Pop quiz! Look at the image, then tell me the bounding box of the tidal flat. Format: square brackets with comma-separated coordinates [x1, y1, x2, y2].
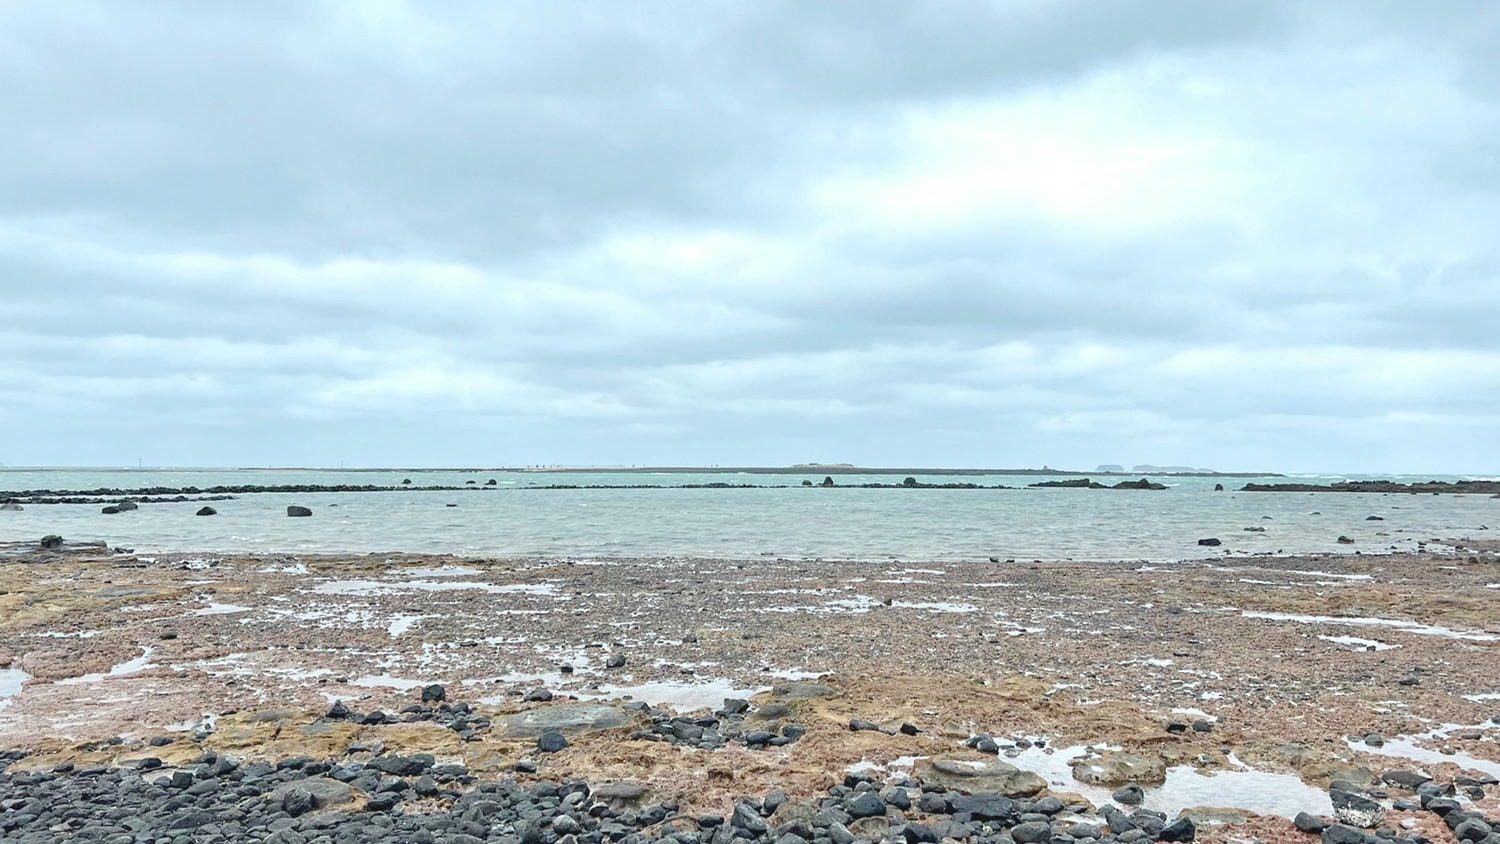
[1, 544, 1497, 842]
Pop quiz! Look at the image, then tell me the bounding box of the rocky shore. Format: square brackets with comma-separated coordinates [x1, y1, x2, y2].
[1, 545, 1498, 842]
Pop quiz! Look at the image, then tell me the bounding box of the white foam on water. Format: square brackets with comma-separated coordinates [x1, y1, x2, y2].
[1319, 635, 1399, 651]
[0, 668, 29, 711]
[350, 674, 430, 691]
[194, 602, 251, 616]
[56, 647, 157, 685]
[583, 678, 766, 712]
[1243, 611, 1500, 641]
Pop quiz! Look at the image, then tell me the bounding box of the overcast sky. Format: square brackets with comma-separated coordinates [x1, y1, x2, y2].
[2, 2, 1497, 473]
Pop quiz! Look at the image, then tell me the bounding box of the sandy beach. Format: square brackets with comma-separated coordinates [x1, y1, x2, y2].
[2, 542, 1498, 841]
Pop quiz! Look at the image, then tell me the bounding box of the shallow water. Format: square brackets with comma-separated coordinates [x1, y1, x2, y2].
[581, 679, 764, 712]
[1242, 611, 1500, 642]
[1347, 723, 1500, 779]
[55, 648, 157, 686]
[0, 668, 28, 711]
[2, 468, 1494, 562]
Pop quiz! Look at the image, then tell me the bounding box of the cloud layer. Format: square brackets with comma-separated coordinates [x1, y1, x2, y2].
[2, 2, 1497, 471]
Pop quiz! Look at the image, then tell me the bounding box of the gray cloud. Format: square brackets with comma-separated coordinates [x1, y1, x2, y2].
[1, 2, 1497, 471]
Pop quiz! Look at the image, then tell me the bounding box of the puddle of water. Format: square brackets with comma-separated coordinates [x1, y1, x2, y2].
[399, 565, 480, 578]
[1463, 692, 1500, 702]
[388, 615, 425, 637]
[350, 674, 430, 691]
[581, 679, 766, 712]
[1346, 723, 1500, 779]
[314, 579, 559, 596]
[194, 602, 251, 616]
[846, 741, 1338, 820]
[0, 668, 29, 711]
[1146, 767, 1333, 819]
[1243, 611, 1500, 641]
[56, 648, 157, 685]
[766, 668, 829, 681]
[1319, 635, 1399, 651]
[164, 712, 220, 732]
[1288, 570, 1374, 581]
[892, 601, 979, 613]
[1013, 745, 1332, 819]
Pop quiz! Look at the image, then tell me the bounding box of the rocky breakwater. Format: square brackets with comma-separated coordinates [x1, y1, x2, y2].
[1028, 478, 1168, 490]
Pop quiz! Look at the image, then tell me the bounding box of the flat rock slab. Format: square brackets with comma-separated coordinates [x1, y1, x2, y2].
[769, 682, 840, 700]
[916, 756, 1047, 797]
[1071, 751, 1167, 786]
[497, 704, 636, 738]
[268, 776, 358, 810]
[591, 781, 651, 810]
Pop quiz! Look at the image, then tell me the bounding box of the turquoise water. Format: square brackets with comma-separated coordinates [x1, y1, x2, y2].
[0, 469, 1494, 561]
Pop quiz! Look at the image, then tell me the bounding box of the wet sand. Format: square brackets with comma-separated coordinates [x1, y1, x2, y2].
[2, 545, 1498, 837]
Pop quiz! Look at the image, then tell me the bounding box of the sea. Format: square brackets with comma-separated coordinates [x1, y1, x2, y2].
[0, 468, 1495, 563]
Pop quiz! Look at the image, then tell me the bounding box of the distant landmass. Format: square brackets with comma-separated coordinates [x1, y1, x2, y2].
[519, 465, 1277, 477]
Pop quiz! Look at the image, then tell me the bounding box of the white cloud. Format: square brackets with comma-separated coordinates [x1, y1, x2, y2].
[0, 3, 1496, 471]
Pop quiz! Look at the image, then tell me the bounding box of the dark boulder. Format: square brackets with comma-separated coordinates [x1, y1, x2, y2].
[821, 476, 835, 487]
[1197, 538, 1222, 546]
[1158, 817, 1196, 842]
[421, 684, 446, 703]
[40, 534, 63, 549]
[287, 505, 313, 517]
[101, 505, 121, 514]
[196, 506, 217, 516]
